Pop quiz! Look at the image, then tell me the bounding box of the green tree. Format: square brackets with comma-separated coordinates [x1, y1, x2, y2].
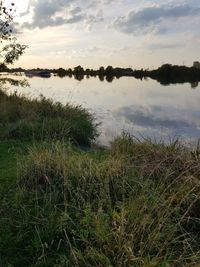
[0, 1, 27, 66]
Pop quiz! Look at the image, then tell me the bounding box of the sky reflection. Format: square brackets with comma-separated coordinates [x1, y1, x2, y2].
[4, 74, 200, 146]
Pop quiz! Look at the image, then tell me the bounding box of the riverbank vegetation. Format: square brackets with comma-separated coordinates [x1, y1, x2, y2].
[0, 89, 200, 266]
[0, 89, 97, 145]
[5, 63, 200, 87]
[1, 1, 200, 265]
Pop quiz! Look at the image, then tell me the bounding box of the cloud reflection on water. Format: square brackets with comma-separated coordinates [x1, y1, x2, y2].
[5, 74, 200, 146]
[114, 104, 200, 143]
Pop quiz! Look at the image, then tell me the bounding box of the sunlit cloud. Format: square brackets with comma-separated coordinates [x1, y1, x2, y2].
[12, 0, 200, 69]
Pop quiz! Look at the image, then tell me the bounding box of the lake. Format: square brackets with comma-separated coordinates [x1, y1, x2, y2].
[3, 73, 200, 146]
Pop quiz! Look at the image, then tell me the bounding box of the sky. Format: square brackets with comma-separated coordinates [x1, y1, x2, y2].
[6, 0, 200, 69]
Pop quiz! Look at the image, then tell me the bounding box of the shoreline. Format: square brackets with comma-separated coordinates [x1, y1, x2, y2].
[0, 87, 200, 266]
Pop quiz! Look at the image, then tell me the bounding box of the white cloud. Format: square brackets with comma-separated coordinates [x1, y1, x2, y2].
[13, 0, 200, 68]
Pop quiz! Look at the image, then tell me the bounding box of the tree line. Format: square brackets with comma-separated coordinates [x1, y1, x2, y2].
[2, 63, 200, 86]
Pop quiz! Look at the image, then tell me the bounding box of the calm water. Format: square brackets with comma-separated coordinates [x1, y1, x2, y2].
[4, 74, 200, 146]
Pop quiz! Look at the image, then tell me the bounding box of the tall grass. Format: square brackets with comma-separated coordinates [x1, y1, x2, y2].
[0, 89, 97, 145]
[1, 135, 200, 266]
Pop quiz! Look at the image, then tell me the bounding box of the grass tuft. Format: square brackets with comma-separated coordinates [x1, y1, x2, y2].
[0, 89, 98, 145]
[1, 135, 200, 266]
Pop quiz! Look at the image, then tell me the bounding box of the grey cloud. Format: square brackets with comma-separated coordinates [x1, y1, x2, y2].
[65, 14, 85, 24]
[86, 0, 119, 9]
[102, 0, 117, 4]
[22, 0, 90, 29]
[86, 14, 104, 24]
[31, 0, 72, 19]
[86, 1, 99, 9]
[112, 4, 200, 35]
[83, 9, 104, 30]
[22, 0, 104, 30]
[70, 7, 82, 16]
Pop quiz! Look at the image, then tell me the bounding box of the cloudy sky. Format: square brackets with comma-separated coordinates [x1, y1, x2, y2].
[9, 0, 200, 68]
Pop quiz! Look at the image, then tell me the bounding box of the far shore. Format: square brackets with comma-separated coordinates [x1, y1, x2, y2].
[1, 62, 199, 86]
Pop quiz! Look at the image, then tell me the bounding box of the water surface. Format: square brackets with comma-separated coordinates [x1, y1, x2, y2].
[4, 74, 200, 146]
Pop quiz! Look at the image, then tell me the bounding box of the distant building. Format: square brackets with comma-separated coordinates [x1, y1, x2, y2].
[193, 61, 200, 69]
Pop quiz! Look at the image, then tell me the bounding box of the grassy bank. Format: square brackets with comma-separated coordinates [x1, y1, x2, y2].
[0, 89, 200, 266]
[1, 136, 200, 266]
[0, 89, 97, 145]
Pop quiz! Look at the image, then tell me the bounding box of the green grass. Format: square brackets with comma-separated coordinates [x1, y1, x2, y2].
[0, 89, 98, 145]
[0, 141, 16, 178]
[0, 141, 18, 196]
[0, 89, 200, 266]
[1, 136, 200, 266]
[0, 140, 35, 193]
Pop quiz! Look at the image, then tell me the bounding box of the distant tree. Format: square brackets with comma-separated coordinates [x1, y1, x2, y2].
[98, 66, 105, 76]
[67, 68, 73, 77]
[98, 75, 104, 82]
[0, 1, 27, 66]
[106, 75, 114, 82]
[105, 66, 113, 76]
[57, 67, 67, 77]
[67, 68, 73, 74]
[74, 74, 84, 81]
[73, 65, 84, 75]
[89, 69, 95, 76]
[85, 68, 90, 75]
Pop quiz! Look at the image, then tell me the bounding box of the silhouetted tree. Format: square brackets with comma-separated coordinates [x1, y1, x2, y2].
[98, 66, 105, 80]
[85, 68, 90, 75]
[105, 66, 113, 76]
[0, 1, 27, 66]
[98, 75, 104, 82]
[99, 66, 105, 75]
[73, 65, 84, 75]
[147, 64, 200, 85]
[106, 75, 114, 82]
[89, 69, 97, 76]
[66, 68, 73, 77]
[57, 68, 67, 77]
[74, 74, 84, 81]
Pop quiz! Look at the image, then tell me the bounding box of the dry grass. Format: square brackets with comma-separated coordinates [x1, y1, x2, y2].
[1, 135, 200, 266]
